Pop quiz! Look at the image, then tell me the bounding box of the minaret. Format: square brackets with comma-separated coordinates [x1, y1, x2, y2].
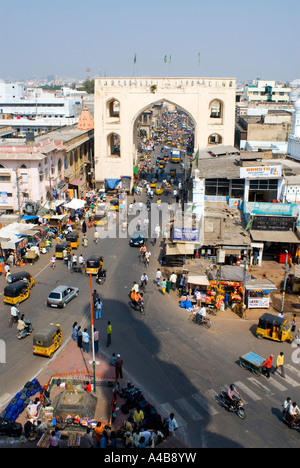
[292, 97, 300, 138]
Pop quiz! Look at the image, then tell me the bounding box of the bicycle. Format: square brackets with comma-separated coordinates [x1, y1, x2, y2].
[207, 305, 217, 316]
[188, 312, 212, 329]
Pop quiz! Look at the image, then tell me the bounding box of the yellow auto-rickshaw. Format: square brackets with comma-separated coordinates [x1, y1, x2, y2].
[155, 184, 163, 195]
[109, 199, 119, 211]
[4, 280, 30, 306]
[256, 313, 293, 343]
[85, 255, 104, 275]
[150, 178, 157, 188]
[33, 323, 62, 358]
[65, 231, 79, 249]
[94, 212, 108, 227]
[7, 271, 35, 288]
[55, 241, 72, 259]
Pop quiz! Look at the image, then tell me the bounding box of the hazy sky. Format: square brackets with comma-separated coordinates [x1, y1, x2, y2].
[1, 0, 299, 82]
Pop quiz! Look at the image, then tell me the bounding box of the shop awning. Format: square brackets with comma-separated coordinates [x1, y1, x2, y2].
[63, 199, 86, 210]
[166, 242, 195, 256]
[187, 275, 209, 286]
[69, 179, 85, 187]
[250, 230, 300, 244]
[245, 279, 277, 291]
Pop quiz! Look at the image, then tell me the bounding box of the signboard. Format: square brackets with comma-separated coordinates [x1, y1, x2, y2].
[0, 192, 8, 204]
[248, 297, 269, 308]
[252, 215, 296, 231]
[240, 166, 282, 179]
[173, 227, 200, 243]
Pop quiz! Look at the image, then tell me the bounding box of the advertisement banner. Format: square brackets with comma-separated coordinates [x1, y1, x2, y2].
[240, 166, 282, 179]
[173, 227, 200, 243]
[248, 297, 270, 308]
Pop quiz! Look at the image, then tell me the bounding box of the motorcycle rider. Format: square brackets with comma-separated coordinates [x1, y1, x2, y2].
[226, 384, 242, 411]
[17, 314, 31, 334]
[131, 291, 144, 310]
[287, 402, 300, 426]
[10, 305, 20, 323]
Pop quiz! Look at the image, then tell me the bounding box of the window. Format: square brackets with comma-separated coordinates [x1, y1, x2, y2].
[209, 100, 222, 118]
[230, 179, 245, 198]
[0, 174, 11, 182]
[208, 134, 222, 145]
[205, 178, 229, 197]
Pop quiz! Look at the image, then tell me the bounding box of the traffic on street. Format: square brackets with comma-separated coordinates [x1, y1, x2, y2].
[0, 106, 299, 449]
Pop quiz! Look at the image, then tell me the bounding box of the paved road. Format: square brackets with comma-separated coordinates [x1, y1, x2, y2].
[0, 146, 299, 448]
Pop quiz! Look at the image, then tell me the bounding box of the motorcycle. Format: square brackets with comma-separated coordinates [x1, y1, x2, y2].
[218, 391, 246, 419]
[282, 411, 300, 429]
[17, 320, 34, 339]
[130, 300, 145, 315]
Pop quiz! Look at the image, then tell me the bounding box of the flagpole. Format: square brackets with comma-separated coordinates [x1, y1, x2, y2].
[89, 274, 96, 393]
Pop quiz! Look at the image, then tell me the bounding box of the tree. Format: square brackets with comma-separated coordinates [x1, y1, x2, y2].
[80, 79, 95, 94]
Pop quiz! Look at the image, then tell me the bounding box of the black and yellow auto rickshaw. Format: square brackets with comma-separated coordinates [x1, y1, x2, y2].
[170, 168, 177, 178]
[55, 241, 72, 259]
[94, 212, 108, 227]
[85, 255, 104, 275]
[256, 313, 293, 343]
[33, 323, 62, 358]
[65, 231, 80, 249]
[109, 199, 119, 211]
[7, 271, 35, 288]
[4, 280, 30, 306]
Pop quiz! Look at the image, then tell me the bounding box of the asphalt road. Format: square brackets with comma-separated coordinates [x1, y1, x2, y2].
[0, 145, 299, 448]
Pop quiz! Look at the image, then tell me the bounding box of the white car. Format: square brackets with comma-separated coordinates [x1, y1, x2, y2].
[47, 285, 79, 308]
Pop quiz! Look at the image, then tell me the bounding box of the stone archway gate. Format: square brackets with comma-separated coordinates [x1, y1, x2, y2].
[94, 77, 236, 188]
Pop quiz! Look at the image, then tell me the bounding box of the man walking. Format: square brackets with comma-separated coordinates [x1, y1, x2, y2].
[94, 230, 99, 244]
[115, 354, 123, 380]
[261, 354, 273, 379]
[106, 321, 112, 348]
[272, 352, 285, 378]
[156, 268, 162, 286]
[169, 272, 177, 291]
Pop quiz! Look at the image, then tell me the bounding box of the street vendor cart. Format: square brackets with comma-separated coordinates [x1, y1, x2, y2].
[239, 352, 265, 376]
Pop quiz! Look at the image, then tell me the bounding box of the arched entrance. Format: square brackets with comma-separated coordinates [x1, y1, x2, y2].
[94, 77, 236, 188]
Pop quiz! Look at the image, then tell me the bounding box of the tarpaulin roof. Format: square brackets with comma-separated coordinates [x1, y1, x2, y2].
[105, 179, 121, 189]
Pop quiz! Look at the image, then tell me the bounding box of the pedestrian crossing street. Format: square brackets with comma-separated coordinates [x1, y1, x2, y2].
[160, 364, 300, 427]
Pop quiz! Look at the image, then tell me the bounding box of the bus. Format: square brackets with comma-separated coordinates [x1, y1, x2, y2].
[171, 149, 181, 163]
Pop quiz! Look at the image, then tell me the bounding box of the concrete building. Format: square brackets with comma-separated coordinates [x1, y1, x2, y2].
[288, 97, 300, 161]
[0, 81, 79, 119]
[0, 107, 94, 214]
[94, 77, 236, 189]
[243, 80, 291, 104]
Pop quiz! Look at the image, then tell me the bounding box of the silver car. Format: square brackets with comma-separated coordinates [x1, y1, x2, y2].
[47, 285, 79, 308]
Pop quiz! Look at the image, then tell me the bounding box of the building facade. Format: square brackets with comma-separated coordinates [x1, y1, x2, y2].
[94, 77, 236, 188]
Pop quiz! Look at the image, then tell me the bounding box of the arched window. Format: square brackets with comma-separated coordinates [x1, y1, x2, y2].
[209, 99, 223, 118]
[64, 155, 69, 170]
[208, 134, 222, 145]
[106, 99, 120, 119]
[57, 158, 62, 173]
[69, 152, 73, 166]
[107, 133, 121, 157]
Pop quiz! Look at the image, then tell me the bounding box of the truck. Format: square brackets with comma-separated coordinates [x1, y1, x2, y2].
[171, 149, 181, 163]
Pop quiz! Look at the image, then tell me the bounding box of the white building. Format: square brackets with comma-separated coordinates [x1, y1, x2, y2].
[0, 81, 79, 119]
[243, 80, 291, 104]
[287, 97, 300, 161]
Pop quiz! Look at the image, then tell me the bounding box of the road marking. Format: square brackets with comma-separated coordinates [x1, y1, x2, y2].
[192, 392, 219, 416]
[283, 374, 299, 388]
[175, 397, 204, 421]
[265, 376, 287, 392]
[234, 381, 261, 401]
[247, 377, 274, 395]
[285, 364, 300, 379]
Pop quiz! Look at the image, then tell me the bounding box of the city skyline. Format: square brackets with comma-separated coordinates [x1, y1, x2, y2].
[1, 0, 299, 83]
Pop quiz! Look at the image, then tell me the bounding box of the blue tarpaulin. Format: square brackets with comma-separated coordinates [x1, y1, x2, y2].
[105, 179, 121, 189]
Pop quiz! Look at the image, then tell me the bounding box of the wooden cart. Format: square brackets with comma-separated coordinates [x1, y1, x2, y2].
[239, 351, 266, 376]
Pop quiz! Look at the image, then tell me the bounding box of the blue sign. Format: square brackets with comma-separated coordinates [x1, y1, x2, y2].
[173, 227, 200, 243]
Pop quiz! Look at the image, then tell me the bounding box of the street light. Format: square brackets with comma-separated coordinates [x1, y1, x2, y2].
[89, 274, 96, 393]
[281, 250, 289, 313]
